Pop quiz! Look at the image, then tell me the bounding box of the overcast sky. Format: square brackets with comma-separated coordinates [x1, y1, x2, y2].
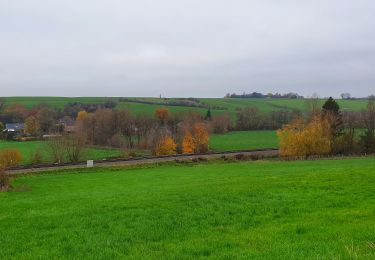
[1, 0, 374, 98]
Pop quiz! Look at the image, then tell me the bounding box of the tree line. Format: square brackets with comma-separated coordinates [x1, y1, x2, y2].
[277, 97, 375, 158]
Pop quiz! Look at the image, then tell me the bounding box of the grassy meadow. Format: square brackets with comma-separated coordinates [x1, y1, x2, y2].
[2, 97, 368, 117]
[0, 131, 278, 165]
[0, 140, 122, 165]
[1, 157, 374, 259]
[209, 131, 278, 151]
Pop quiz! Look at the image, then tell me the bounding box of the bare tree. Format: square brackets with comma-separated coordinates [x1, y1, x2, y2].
[209, 113, 232, 134]
[340, 93, 352, 99]
[305, 93, 321, 118]
[64, 132, 87, 163]
[47, 136, 66, 164]
[114, 109, 136, 149]
[135, 115, 155, 148]
[236, 107, 263, 130]
[0, 98, 5, 112]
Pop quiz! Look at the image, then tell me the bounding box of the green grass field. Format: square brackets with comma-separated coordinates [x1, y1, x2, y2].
[0, 140, 122, 165]
[2, 97, 368, 116]
[201, 98, 368, 113]
[1, 158, 374, 259]
[210, 131, 278, 151]
[0, 131, 277, 165]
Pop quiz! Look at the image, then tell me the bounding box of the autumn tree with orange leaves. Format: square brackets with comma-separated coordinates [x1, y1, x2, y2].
[182, 123, 209, 154]
[182, 131, 195, 154]
[154, 135, 177, 156]
[192, 123, 209, 153]
[277, 116, 331, 158]
[76, 110, 89, 121]
[155, 108, 169, 125]
[25, 115, 40, 135]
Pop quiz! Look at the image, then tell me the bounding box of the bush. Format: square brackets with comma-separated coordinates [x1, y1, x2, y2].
[0, 149, 23, 168]
[154, 136, 177, 156]
[0, 149, 21, 192]
[277, 117, 331, 158]
[234, 154, 245, 160]
[29, 151, 43, 165]
[250, 154, 262, 161]
[0, 167, 9, 191]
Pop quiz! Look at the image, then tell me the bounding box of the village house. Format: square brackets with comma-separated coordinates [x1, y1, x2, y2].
[3, 123, 25, 133]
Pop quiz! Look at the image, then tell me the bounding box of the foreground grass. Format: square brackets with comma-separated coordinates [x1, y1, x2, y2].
[0, 140, 122, 165]
[210, 130, 278, 151]
[1, 158, 374, 259]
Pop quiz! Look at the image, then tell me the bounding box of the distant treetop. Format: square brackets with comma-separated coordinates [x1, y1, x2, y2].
[224, 92, 304, 99]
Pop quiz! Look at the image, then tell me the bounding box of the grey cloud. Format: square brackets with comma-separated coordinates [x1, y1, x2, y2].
[0, 0, 374, 97]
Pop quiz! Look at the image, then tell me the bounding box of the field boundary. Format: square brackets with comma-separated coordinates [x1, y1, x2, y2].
[6, 149, 279, 175]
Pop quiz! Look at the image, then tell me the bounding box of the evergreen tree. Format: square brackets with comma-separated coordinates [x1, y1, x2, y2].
[205, 108, 212, 120]
[321, 97, 344, 154]
[322, 97, 340, 115]
[322, 97, 343, 138]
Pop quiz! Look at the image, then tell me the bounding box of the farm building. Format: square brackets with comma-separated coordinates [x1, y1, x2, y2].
[4, 123, 25, 132]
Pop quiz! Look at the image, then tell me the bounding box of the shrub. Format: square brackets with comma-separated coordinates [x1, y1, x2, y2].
[250, 154, 262, 161]
[277, 116, 331, 158]
[0, 149, 23, 168]
[0, 167, 9, 191]
[234, 154, 245, 160]
[154, 136, 177, 156]
[47, 137, 66, 163]
[64, 133, 87, 163]
[29, 151, 43, 165]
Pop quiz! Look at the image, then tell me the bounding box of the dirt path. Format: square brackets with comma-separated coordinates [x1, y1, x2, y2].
[6, 149, 279, 175]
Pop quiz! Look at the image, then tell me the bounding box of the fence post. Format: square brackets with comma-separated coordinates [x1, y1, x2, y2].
[87, 160, 94, 168]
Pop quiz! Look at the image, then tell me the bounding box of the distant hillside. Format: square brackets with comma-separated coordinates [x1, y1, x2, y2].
[1, 96, 369, 117]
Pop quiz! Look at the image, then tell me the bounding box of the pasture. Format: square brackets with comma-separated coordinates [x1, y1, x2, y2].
[2, 97, 368, 116]
[209, 131, 278, 151]
[0, 140, 122, 165]
[0, 130, 278, 165]
[1, 157, 374, 259]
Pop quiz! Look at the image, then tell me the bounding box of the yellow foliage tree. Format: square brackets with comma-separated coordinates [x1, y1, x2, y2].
[182, 132, 195, 154]
[277, 116, 331, 158]
[192, 123, 209, 153]
[154, 136, 177, 156]
[76, 111, 89, 121]
[25, 115, 40, 135]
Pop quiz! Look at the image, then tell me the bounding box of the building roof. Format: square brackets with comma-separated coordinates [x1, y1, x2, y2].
[5, 123, 25, 131]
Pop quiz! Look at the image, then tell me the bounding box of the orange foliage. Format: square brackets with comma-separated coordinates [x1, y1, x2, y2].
[155, 108, 169, 123]
[154, 136, 177, 156]
[0, 149, 23, 167]
[182, 123, 209, 154]
[182, 132, 195, 154]
[277, 116, 331, 158]
[192, 123, 209, 153]
[25, 115, 40, 135]
[76, 111, 89, 121]
[5, 104, 28, 118]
